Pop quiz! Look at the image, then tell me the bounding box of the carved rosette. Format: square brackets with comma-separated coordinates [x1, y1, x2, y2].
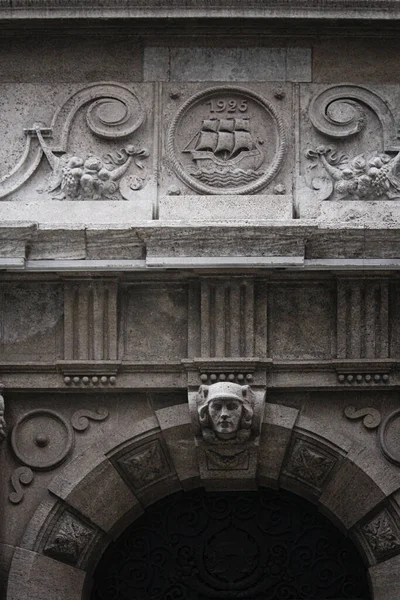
[360, 509, 400, 562]
[188, 381, 265, 487]
[283, 438, 337, 492]
[167, 86, 286, 195]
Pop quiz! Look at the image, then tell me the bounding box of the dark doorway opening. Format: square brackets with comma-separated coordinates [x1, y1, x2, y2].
[91, 487, 370, 600]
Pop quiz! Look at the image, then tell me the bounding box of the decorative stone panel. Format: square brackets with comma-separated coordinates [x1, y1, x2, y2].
[63, 279, 118, 361]
[337, 278, 389, 359]
[113, 438, 172, 493]
[200, 279, 255, 358]
[39, 509, 100, 569]
[282, 437, 338, 494]
[356, 508, 400, 564]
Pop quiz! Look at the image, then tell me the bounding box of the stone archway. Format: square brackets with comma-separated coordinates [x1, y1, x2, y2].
[90, 486, 370, 600]
[5, 401, 400, 600]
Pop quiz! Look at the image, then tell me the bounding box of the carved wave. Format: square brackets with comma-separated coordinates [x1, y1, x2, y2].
[190, 168, 263, 187]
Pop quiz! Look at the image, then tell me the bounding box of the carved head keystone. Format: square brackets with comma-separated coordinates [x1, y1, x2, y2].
[197, 382, 254, 443]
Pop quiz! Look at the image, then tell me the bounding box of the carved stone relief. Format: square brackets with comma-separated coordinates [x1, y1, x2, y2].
[345, 404, 400, 467]
[283, 439, 337, 491]
[0, 83, 150, 201]
[300, 84, 400, 217]
[189, 381, 265, 485]
[8, 407, 108, 503]
[197, 382, 254, 443]
[167, 86, 286, 195]
[115, 438, 171, 492]
[42, 510, 97, 568]
[360, 509, 400, 562]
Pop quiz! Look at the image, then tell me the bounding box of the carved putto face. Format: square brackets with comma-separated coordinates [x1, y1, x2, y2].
[197, 382, 253, 443]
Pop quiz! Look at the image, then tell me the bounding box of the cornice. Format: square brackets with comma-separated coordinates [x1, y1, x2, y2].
[0, 0, 400, 22]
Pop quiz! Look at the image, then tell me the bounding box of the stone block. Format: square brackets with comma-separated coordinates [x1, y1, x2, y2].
[144, 47, 311, 82]
[7, 548, 86, 600]
[369, 554, 400, 599]
[156, 405, 200, 486]
[258, 403, 299, 487]
[122, 284, 188, 361]
[0, 36, 142, 84]
[159, 194, 292, 221]
[48, 447, 141, 535]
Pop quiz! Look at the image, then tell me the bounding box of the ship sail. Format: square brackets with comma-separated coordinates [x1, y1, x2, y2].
[189, 116, 259, 161]
[231, 131, 255, 157]
[196, 131, 218, 152]
[215, 131, 235, 155]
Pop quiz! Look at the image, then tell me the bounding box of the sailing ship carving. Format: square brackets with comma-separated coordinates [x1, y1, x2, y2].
[183, 117, 264, 187]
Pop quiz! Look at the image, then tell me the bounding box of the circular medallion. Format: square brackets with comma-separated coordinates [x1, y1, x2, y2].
[167, 86, 286, 195]
[11, 409, 74, 471]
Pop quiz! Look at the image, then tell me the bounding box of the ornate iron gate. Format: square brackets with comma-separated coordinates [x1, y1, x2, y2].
[91, 488, 370, 600]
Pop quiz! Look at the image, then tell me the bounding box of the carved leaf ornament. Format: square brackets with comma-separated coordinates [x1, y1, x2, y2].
[306, 85, 400, 201]
[0, 83, 148, 200]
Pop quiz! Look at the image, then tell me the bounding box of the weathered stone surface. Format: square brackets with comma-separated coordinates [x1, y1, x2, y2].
[258, 403, 299, 487]
[144, 47, 311, 82]
[369, 554, 400, 599]
[159, 194, 292, 221]
[7, 548, 86, 600]
[48, 447, 140, 535]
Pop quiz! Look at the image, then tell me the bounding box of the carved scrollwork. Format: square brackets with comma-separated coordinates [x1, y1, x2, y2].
[345, 405, 400, 467]
[9, 406, 108, 503]
[344, 406, 382, 429]
[0, 82, 147, 199]
[9, 466, 34, 505]
[70, 408, 109, 432]
[309, 85, 398, 151]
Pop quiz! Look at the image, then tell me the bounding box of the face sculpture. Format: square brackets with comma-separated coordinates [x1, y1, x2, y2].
[198, 382, 253, 443]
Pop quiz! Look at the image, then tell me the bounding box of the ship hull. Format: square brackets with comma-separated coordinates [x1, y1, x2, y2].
[189, 148, 264, 188]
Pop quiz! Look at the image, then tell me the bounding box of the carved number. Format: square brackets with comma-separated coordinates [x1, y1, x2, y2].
[206, 99, 248, 113]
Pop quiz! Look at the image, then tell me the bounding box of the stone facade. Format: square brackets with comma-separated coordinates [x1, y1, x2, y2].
[2, 3, 400, 600]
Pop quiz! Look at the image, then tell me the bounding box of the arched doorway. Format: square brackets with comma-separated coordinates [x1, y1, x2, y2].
[90, 487, 370, 600]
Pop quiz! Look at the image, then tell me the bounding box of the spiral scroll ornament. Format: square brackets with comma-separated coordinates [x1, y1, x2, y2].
[308, 84, 399, 151]
[9, 407, 108, 503]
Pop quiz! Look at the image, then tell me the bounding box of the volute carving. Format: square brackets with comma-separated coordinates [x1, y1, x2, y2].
[9, 407, 108, 504]
[0, 82, 148, 200]
[308, 84, 398, 150]
[305, 84, 400, 203]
